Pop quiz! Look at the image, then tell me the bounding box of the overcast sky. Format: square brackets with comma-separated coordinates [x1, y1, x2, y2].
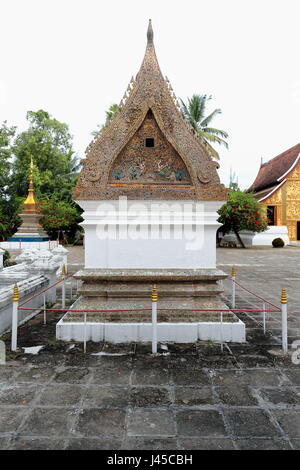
[0, 0, 299, 189]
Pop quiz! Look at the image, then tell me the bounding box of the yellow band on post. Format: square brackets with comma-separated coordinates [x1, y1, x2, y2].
[281, 288, 287, 304]
[12, 284, 19, 302]
[61, 264, 67, 276]
[151, 284, 158, 302]
[231, 265, 236, 277]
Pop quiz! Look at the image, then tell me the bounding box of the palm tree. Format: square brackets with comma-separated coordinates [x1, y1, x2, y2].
[92, 104, 120, 136]
[180, 94, 228, 160]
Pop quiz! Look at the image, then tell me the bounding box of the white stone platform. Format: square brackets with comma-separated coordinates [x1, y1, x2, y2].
[56, 317, 245, 343]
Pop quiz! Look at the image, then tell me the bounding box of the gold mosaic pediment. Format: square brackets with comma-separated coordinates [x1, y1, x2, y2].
[73, 21, 227, 201]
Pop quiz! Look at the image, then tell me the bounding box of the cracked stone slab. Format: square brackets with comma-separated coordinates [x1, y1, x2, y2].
[171, 370, 210, 386]
[216, 385, 258, 406]
[179, 438, 235, 450]
[175, 386, 215, 406]
[122, 437, 177, 450]
[0, 366, 18, 384]
[223, 409, 281, 437]
[65, 438, 122, 450]
[0, 384, 42, 406]
[75, 409, 126, 437]
[130, 387, 171, 407]
[132, 367, 170, 385]
[273, 410, 300, 437]
[52, 367, 92, 384]
[176, 410, 226, 437]
[18, 407, 76, 436]
[127, 409, 175, 437]
[257, 387, 300, 406]
[82, 386, 129, 408]
[0, 408, 29, 433]
[14, 366, 56, 383]
[91, 368, 131, 385]
[37, 384, 85, 406]
[211, 369, 285, 387]
[234, 438, 292, 450]
[9, 437, 65, 450]
[282, 369, 300, 385]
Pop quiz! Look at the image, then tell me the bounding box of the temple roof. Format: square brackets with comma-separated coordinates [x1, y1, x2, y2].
[248, 143, 300, 201]
[73, 20, 227, 201]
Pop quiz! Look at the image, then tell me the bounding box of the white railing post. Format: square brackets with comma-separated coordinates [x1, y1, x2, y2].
[11, 284, 19, 352]
[61, 264, 66, 309]
[231, 266, 236, 309]
[281, 288, 288, 354]
[43, 293, 46, 325]
[220, 311, 224, 353]
[151, 285, 158, 354]
[84, 312, 87, 354]
[262, 302, 266, 334]
[70, 279, 73, 301]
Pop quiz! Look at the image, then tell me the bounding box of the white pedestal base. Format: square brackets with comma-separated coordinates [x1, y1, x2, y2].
[56, 317, 246, 343]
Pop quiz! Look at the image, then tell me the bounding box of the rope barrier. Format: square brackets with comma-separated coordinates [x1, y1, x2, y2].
[232, 279, 281, 311]
[19, 274, 74, 307]
[18, 306, 280, 313]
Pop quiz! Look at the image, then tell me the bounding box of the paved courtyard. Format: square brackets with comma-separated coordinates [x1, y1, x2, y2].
[0, 246, 300, 450]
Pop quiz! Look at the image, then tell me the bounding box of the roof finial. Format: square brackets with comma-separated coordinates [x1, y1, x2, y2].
[147, 19, 153, 44]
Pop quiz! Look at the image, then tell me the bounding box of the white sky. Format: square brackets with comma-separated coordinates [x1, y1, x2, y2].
[0, 0, 299, 189]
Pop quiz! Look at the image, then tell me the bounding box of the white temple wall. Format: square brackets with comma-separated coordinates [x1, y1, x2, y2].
[77, 199, 223, 270]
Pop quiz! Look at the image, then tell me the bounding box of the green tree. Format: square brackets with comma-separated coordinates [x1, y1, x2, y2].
[217, 190, 268, 248]
[39, 198, 83, 242]
[92, 103, 120, 136]
[180, 94, 228, 160]
[0, 121, 16, 197]
[11, 110, 79, 201]
[0, 121, 22, 240]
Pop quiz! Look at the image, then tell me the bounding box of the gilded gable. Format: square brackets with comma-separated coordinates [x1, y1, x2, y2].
[73, 21, 227, 201]
[109, 110, 191, 184]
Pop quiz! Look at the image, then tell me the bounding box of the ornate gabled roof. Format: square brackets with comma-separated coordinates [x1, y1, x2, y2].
[248, 143, 300, 197]
[73, 20, 227, 201]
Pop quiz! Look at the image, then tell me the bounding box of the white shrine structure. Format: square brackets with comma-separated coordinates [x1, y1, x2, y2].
[57, 21, 245, 343]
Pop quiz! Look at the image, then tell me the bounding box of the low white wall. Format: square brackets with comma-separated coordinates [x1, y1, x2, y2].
[0, 241, 58, 250]
[0, 275, 49, 335]
[220, 226, 289, 247]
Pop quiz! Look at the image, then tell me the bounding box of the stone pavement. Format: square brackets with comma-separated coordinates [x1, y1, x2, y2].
[0, 246, 299, 450]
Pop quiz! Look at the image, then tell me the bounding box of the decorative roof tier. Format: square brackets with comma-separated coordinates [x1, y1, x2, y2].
[73, 20, 227, 201]
[248, 143, 300, 200]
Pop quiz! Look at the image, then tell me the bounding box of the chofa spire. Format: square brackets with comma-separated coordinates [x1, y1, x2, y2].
[23, 157, 37, 213]
[147, 19, 153, 44]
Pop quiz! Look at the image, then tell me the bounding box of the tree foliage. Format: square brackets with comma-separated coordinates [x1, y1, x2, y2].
[0, 121, 22, 240]
[217, 190, 268, 248]
[11, 110, 79, 201]
[39, 198, 82, 241]
[92, 104, 120, 136]
[0, 111, 82, 241]
[180, 94, 228, 160]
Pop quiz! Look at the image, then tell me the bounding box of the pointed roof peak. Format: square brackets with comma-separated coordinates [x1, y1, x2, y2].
[147, 19, 153, 45]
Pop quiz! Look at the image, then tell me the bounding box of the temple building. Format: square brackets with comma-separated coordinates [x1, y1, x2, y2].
[249, 143, 300, 242]
[57, 20, 245, 343]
